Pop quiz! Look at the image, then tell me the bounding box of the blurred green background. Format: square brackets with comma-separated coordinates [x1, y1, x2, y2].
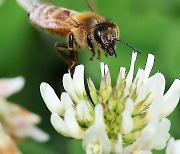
[0, 0, 180, 153]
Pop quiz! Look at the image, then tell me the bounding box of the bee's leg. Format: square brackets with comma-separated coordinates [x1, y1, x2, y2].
[97, 49, 101, 60]
[55, 42, 71, 64]
[89, 48, 95, 61]
[87, 34, 95, 61]
[68, 33, 78, 75]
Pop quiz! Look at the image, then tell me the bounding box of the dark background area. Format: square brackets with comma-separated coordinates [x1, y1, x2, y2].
[0, 0, 179, 153]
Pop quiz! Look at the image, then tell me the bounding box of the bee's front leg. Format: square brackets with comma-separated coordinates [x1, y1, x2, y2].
[68, 33, 78, 75]
[87, 34, 95, 61]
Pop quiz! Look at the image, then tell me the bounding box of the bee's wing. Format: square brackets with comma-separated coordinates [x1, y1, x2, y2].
[29, 5, 79, 35]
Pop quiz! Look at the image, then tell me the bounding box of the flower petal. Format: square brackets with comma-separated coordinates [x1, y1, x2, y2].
[0, 124, 21, 154]
[166, 137, 180, 154]
[164, 79, 180, 101]
[0, 76, 24, 98]
[100, 63, 112, 101]
[40, 82, 64, 116]
[135, 85, 148, 105]
[124, 118, 159, 153]
[144, 54, 154, 83]
[60, 93, 84, 139]
[125, 98, 134, 113]
[87, 78, 98, 105]
[64, 108, 84, 139]
[161, 90, 180, 118]
[135, 118, 170, 151]
[116, 67, 126, 86]
[100, 62, 109, 77]
[151, 118, 170, 150]
[146, 96, 163, 121]
[60, 92, 74, 110]
[134, 69, 145, 89]
[125, 149, 152, 154]
[16, 126, 50, 142]
[114, 134, 123, 154]
[50, 113, 71, 137]
[76, 101, 92, 122]
[126, 52, 137, 87]
[121, 110, 133, 134]
[86, 143, 103, 154]
[73, 65, 86, 96]
[119, 67, 126, 79]
[139, 119, 159, 149]
[121, 99, 134, 134]
[100, 62, 111, 88]
[145, 73, 166, 98]
[63, 73, 79, 102]
[161, 79, 180, 118]
[83, 104, 111, 154]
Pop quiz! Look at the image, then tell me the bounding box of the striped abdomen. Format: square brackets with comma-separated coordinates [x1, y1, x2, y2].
[29, 4, 80, 37]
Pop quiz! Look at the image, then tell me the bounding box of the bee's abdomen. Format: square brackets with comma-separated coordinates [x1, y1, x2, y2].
[28, 3, 79, 37]
[29, 4, 60, 28]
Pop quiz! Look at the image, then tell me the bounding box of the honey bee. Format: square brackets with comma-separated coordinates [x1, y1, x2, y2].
[17, 0, 141, 74]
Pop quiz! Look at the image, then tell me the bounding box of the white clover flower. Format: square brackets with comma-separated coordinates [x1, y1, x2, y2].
[40, 53, 180, 154]
[0, 76, 49, 142]
[166, 137, 180, 154]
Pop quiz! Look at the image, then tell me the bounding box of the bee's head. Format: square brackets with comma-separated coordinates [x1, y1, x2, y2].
[94, 22, 119, 57]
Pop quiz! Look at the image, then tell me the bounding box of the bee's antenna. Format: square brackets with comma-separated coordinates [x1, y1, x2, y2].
[117, 39, 142, 54]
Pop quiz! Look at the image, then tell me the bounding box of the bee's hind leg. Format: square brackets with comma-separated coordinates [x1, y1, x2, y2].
[55, 41, 78, 76]
[55, 42, 71, 64]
